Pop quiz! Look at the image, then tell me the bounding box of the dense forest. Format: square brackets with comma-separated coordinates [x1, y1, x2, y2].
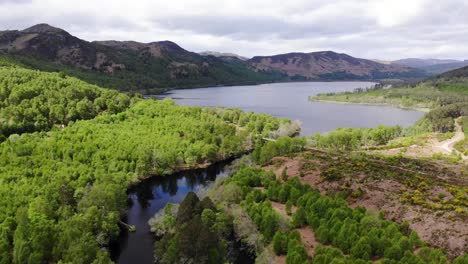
[0, 65, 132, 140]
[0, 62, 299, 263]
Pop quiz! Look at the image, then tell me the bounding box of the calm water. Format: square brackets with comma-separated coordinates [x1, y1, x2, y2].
[111, 161, 253, 264]
[159, 82, 425, 135]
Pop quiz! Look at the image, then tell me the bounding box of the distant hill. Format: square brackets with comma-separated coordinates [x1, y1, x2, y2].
[393, 58, 460, 68]
[0, 24, 427, 93]
[393, 58, 468, 74]
[420, 61, 468, 74]
[437, 65, 468, 79]
[249, 51, 427, 80]
[199, 51, 248, 60]
[0, 24, 284, 93]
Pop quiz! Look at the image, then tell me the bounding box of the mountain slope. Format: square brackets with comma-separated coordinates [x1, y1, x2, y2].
[437, 65, 468, 79]
[0, 24, 284, 93]
[0, 24, 426, 93]
[422, 61, 468, 74]
[249, 51, 426, 80]
[393, 58, 468, 74]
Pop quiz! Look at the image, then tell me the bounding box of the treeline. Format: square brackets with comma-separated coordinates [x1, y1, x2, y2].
[0, 98, 285, 263]
[307, 118, 437, 151]
[0, 66, 132, 140]
[252, 137, 307, 165]
[309, 125, 403, 151]
[210, 166, 468, 263]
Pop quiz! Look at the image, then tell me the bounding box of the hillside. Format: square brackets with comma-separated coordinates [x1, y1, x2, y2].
[0, 65, 131, 140]
[393, 58, 468, 74]
[249, 51, 426, 80]
[0, 24, 284, 94]
[437, 65, 468, 79]
[0, 24, 430, 94]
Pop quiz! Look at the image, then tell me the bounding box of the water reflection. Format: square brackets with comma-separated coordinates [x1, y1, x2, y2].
[111, 161, 246, 264]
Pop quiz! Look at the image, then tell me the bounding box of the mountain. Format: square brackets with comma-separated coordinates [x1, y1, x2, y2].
[0, 24, 426, 94]
[0, 24, 284, 93]
[248, 51, 426, 80]
[199, 51, 248, 61]
[393, 58, 468, 74]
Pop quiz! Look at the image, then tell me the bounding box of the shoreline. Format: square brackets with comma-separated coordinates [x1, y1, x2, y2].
[309, 98, 431, 113]
[140, 79, 379, 96]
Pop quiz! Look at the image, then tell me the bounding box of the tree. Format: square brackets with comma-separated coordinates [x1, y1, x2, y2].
[292, 207, 307, 228]
[272, 231, 288, 255]
[350, 238, 372, 260]
[384, 245, 403, 261]
[177, 192, 201, 225]
[286, 200, 293, 216]
[282, 168, 288, 181]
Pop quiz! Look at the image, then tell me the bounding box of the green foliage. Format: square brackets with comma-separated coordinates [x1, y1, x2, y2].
[285, 200, 293, 216]
[282, 168, 288, 181]
[453, 254, 468, 264]
[252, 137, 306, 164]
[154, 193, 231, 264]
[218, 166, 461, 263]
[286, 239, 309, 264]
[309, 125, 403, 151]
[0, 66, 132, 139]
[0, 52, 287, 94]
[0, 96, 283, 263]
[272, 231, 288, 255]
[454, 117, 468, 155]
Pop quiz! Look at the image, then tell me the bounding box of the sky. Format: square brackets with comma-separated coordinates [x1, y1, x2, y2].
[1, 0, 467, 60]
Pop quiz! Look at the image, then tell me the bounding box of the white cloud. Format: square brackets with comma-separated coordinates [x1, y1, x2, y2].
[367, 0, 429, 27]
[0, 0, 467, 60]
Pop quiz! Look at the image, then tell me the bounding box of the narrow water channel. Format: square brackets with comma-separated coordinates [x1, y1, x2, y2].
[110, 160, 253, 263]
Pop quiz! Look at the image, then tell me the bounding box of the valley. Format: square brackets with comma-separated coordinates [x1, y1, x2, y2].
[0, 20, 467, 264]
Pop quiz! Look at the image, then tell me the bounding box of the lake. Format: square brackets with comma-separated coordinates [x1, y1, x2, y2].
[159, 82, 424, 135]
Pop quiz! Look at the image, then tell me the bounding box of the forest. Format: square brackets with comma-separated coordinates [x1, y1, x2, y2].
[0, 65, 132, 140]
[0, 63, 296, 263]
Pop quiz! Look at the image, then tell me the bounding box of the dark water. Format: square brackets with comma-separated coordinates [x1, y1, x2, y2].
[111, 161, 252, 264]
[159, 82, 425, 135]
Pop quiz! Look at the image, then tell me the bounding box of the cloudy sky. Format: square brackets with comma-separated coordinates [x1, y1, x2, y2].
[1, 0, 467, 60]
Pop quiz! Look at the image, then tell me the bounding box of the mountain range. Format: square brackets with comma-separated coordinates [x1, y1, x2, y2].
[0, 23, 435, 94]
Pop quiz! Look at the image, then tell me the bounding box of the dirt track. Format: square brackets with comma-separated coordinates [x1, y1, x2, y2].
[436, 119, 467, 161]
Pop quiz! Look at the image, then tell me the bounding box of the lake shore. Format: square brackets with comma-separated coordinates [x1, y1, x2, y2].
[309, 97, 431, 112]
